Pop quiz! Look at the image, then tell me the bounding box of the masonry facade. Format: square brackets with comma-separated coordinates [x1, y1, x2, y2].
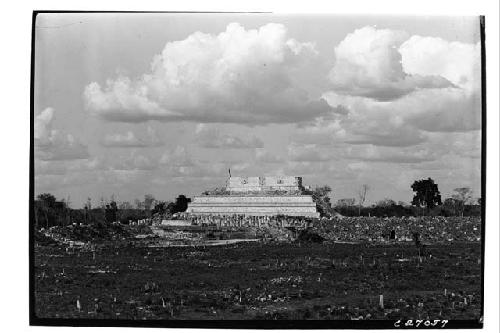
[186, 176, 320, 218]
[227, 176, 303, 193]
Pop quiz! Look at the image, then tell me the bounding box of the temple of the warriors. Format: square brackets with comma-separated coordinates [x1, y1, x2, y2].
[186, 176, 320, 218]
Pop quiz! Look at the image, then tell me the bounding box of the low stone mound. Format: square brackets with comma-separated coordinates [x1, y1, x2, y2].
[38, 223, 133, 245]
[34, 230, 59, 246]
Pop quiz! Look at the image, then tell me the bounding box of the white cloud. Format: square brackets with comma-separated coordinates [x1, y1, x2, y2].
[34, 107, 54, 142]
[399, 36, 481, 92]
[287, 144, 334, 162]
[111, 151, 158, 171]
[255, 149, 285, 164]
[293, 116, 347, 146]
[35, 158, 104, 176]
[329, 26, 453, 100]
[84, 22, 332, 124]
[160, 146, 195, 167]
[283, 161, 339, 178]
[309, 29, 482, 151]
[294, 93, 427, 148]
[194, 124, 263, 149]
[343, 145, 438, 164]
[101, 126, 163, 147]
[312, 84, 480, 153]
[34, 107, 89, 161]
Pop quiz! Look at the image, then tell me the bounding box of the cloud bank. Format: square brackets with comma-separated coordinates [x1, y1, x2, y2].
[101, 126, 163, 148]
[35, 108, 89, 161]
[37, 21, 482, 204]
[194, 124, 263, 149]
[328, 26, 454, 101]
[84, 23, 332, 124]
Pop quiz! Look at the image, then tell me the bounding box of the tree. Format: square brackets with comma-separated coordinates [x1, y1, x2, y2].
[357, 184, 369, 216]
[336, 198, 356, 207]
[173, 195, 191, 214]
[305, 186, 332, 217]
[105, 200, 118, 223]
[37, 193, 57, 208]
[83, 198, 92, 225]
[34, 193, 69, 228]
[99, 196, 106, 209]
[119, 201, 133, 210]
[411, 178, 442, 215]
[443, 197, 460, 216]
[84, 197, 92, 210]
[63, 195, 72, 226]
[134, 198, 144, 210]
[376, 198, 397, 207]
[452, 187, 473, 217]
[152, 201, 168, 216]
[166, 202, 176, 215]
[144, 194, 156, 211]
[36, 193, 57, 228]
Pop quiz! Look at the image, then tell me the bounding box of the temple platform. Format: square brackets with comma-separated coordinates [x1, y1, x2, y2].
[186, 194, 320, 218]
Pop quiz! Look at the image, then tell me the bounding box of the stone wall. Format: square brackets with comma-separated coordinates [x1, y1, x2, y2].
[192, 196, 315, 204]
[227, 176, 303, 193]
[186, 195, 319, 218]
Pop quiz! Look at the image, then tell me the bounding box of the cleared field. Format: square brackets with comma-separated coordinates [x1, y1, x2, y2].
[34, 240, 481, 320]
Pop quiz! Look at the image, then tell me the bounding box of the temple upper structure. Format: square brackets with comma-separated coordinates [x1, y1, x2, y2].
[227, 176, 304, 193]
[186, 176, 320, 218]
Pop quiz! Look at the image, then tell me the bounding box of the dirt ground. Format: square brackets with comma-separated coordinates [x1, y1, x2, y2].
[34, 240, 481, 320]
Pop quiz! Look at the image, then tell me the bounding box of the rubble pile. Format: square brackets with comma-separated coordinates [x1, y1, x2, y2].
[313, 216, 481, 243]
[39, 223, 133, 245]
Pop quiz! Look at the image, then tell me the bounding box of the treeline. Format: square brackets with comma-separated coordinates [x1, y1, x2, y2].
[32, 193, 191, 229]
[333, 179, 481, 217]
[334, 201, 481, 217]
[32, 178, 481, 227]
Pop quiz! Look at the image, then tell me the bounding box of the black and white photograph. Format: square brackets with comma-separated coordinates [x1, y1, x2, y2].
[26, 8, 496, 329]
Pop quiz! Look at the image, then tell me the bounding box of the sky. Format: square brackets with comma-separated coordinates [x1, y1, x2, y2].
[33, 13, 482, 208]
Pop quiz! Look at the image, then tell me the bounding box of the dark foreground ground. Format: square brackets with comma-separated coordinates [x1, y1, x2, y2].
[34, 240, 481, 320]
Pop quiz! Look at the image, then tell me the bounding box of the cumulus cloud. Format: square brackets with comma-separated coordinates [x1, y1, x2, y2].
[35, 158, 104, 176]
[293, 116, 347, 146]
[284, 161, 338, 177]
[101, 126, 163, 147]
[425, 131, 481, 159]
[111, 151, 158, 171]
[255, 149, 285, 164]
[293, 98, 427, 148]
[344, 128, 427, 147]
[399, 36, 481, 92]
[328, 87, 480, 134]
[303, 28, 482, 152]
[34, 107, 90, 161]
[195, 124, 264, 149]
[287, 144, 334, 162]
[84, 23, 332, 124]
[343, 145, 438, 164]
[329, 26, 453, 101]
[160, 146, 195, 167]
[400, 88, 480, 132]
[312, 76, 479, 152]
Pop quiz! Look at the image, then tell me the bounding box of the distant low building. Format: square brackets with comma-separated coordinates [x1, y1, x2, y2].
[186, 176, 319, 218]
